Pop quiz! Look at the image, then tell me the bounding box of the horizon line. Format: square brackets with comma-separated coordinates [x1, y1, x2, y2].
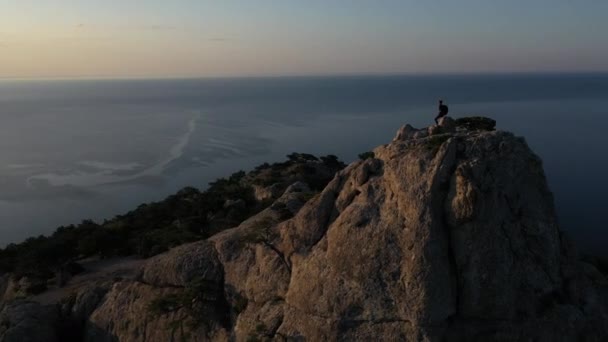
[2, 70, 608, 82]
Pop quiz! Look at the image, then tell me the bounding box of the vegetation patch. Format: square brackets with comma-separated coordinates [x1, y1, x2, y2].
[238, 217, 291, 272]
[246, 323, 269, 342]
[239, 217, 277, 246]
[148, 276, 224, 330]
[0, 153, 346, 288]
[358, 151, 375, 160]
[232, 292, 249, 315]
[455, 116, 496, 131]
[300, 191, 320, 204]
[425, 135, 451, 152]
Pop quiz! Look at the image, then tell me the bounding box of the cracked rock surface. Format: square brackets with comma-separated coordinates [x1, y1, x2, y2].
[210, 120, 607, 341]
[2, 118, 607, 341]
[215, 121, 606, 341]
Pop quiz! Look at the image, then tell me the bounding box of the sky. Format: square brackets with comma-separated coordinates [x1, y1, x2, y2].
[1, 0, 608, 79]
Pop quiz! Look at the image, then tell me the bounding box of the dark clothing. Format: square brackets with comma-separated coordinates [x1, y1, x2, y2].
[435, 102, 449, 124]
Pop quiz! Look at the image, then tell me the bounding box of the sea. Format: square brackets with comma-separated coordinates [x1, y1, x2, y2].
[1, 74, 607, 255]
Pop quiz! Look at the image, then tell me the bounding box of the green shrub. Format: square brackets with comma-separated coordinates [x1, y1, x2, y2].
[300, 192, 320, 204]
[148, 277, 221, 328]
[455, 116, 496, 131]
[425, 135, 450, 152]
[270, 202, 294, 220]
[239, 217, 276, 246]
[245, 323, 269, 342]
[358, 151, 375, 160]
[255, 323, 267, 333]
[320, 154, 343, 168]
[287, 153, 318, 162]
[0, 153, 346, 286]
[232, 293, 248, 314]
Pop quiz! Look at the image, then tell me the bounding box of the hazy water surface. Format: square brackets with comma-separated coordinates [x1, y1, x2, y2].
[1, 74, 607, 254]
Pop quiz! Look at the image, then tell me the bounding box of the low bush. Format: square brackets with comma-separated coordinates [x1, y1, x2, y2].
[455, 116, 496, 131]
[425, 135, 451, 152]
[358, 151, 375, 160]
[0, 153, 346, 286]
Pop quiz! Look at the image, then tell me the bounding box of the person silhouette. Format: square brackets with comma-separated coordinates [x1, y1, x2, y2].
[435, 100, 449, 124]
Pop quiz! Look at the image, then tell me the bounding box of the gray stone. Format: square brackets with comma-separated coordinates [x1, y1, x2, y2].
[141, 240, 223, 287]
[393, 124, 418, 141]
[438, 116, 456, 132]
[0, 301, 59, 342]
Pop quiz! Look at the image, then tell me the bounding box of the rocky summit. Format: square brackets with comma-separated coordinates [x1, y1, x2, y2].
[1, 117, 607, 342]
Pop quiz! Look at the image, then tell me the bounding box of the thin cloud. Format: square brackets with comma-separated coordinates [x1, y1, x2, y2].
[53, 36, 115, 43]
[140, 25, 178, 31]
[208, 37, 234, 43]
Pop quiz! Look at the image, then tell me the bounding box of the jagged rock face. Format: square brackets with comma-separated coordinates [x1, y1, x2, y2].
[211, 125, 607, 341]
[140, 241, 223, 288]
[78, 124, 607, 341]
[77, 182, 314, 342]
[84, 280, 229, 342]
[445, 133, 561, 321]
[3, 120, 607, 341]
[82, 241, 230, 342]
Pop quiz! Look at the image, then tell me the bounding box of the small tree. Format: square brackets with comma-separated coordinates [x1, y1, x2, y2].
[358, 151, 375, 160]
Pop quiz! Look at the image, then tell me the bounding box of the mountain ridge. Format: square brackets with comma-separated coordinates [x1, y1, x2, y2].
[2, 117, 607, 341]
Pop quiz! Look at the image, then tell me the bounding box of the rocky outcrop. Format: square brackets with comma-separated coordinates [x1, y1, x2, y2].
[78, 241, 229, 341]
[1, 276, 47, 302]
[0, 301, 60, 342]
[140, 241, 223, 288]
[75, 182, 316, 342]
[2, 117, 606, 341]
[80, 240, 230, 341]
[207, 118, 607, 341]
[84, 280, 228, 342]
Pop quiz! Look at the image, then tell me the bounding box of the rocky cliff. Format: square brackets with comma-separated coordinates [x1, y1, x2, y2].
[2, 117, 607, 342]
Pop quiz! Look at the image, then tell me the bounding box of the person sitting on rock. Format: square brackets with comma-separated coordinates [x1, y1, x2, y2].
[435, 99, 449, 124]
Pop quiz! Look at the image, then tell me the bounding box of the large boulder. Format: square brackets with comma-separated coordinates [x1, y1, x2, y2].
[0, 301, 60, 342]
[82, 241, 230, 342]
[438, 116, 456, 132]
[428, 116, 456, 135]
[455, 116, 496, 131]
[85, 281, 230, 342]
[141, 240, 223, 288]
[394, 124, 429, 141]
[393, 124, 419, 141]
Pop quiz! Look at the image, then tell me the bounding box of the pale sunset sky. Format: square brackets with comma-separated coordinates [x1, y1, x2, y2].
[1, 0, 607, 79]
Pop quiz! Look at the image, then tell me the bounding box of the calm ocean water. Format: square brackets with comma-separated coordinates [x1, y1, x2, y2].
[1, 74, 607, 254]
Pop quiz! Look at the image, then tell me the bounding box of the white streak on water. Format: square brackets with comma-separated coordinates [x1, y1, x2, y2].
[5, 164, 46, 170]
[140, 114, 197, 177]
[78, 161, 142, 171]
[26, 114, 200, 188]
[205, 137, 244, 155]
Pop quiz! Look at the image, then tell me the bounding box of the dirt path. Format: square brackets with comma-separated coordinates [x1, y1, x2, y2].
[32, 256, 145, 305]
